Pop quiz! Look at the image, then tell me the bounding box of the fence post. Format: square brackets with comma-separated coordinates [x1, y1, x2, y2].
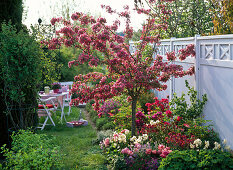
[169, 37, 176, 100]
[194, 34, 200, 99]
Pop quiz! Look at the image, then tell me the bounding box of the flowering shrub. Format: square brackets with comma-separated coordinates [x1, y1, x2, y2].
[136, 95, 219, 151]
[98, 99, 121, 118]
[100, 129, 172, 169]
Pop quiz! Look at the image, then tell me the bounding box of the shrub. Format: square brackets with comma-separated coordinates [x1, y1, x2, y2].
[159, 149, 233, 170]
[98, 99, 121, 118]
[140, 97, 220, 150]
[96, 117, 109, 130]
[170, 80, 207, 120]
[1, 130, 63, 169]
[89, 109, 98, 122]
[112, 94, 142, 131]
[0, 22, 42, 129]
[102, 122, 115, 130]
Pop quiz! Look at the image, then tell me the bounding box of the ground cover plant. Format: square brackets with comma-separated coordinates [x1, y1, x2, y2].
[43, 0, 196, 136]
[159, 140, 233, 169]
[0, 130, 63, 169]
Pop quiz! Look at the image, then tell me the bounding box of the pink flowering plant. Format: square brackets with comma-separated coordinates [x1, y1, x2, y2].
[43, 0, 195, 135]
[136, 95, 220, 151]
[98, 99, 121, 118]
[100, 129, 172, 169]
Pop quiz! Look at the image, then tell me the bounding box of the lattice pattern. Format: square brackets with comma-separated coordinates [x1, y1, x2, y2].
[157, 46, 162, 55]
[164, 45, 170, 54]
[219, 44, 230, 60]
[205, 45, 214, 59]
[174, 45, 183, 53]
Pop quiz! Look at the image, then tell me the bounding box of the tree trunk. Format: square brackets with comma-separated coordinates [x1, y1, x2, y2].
[131, 98, 137, 136]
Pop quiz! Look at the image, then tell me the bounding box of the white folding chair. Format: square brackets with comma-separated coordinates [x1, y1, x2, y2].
[37, 97, 57, 130]
[63, 94, 72, 115]
[60, 82, 73, 115]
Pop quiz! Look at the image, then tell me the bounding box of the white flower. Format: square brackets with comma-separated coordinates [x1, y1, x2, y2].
[130, 136, 137, 142]
[150, 120, 160, 125]
[124, 129, 130, 135]
[190, 143, 195, 149]
[213, 142, 221, 150]
[150, 120, 156, 125]
[118, 134, 126, 143]
[142, 134, 148, 141]
[113, 143, 117, 147]
[193, 139, 202, 148]
[134, 136, 142, 144]
[155, 120, 160, 124]
[203, 141, 209, 149]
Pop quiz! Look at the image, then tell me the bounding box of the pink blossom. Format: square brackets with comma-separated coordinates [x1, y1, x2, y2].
[121, 148, 133, 156]
[158, 144, 165, 150]
[145, 149, 152, 155]
[183, 123, 190, 128]
[152, 150, 157, 154]
[104, 138, 110, 147]
[177, 116, 182, 121]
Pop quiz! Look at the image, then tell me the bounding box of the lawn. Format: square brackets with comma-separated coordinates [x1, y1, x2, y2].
[37, 107, 107, 169]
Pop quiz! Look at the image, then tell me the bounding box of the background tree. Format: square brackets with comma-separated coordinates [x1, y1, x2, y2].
[212, 0, 233, 34]
[45, 2, 195, 135]
[0, 23, 42, 142]
[0, 0, 24, 153]
[0, 0, 23, 31]
[135, 0, 215, 38]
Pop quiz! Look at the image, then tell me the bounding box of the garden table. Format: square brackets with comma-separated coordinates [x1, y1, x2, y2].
[39, 91, 69, 122]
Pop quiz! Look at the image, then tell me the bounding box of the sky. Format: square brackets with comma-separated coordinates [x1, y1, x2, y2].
[23, 0, 147, 31]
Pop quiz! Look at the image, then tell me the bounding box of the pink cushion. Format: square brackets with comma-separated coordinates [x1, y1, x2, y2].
[38, 104, 57, 109]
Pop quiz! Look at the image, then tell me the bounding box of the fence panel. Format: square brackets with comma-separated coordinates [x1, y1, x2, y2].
[130, 34, 233, 148]
[198, 35, 233, 148]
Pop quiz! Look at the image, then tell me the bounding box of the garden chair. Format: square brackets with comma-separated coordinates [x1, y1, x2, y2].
[60, 82, 73, 115]
[63, 93, 72, 115]
[37, 97, 57, 130]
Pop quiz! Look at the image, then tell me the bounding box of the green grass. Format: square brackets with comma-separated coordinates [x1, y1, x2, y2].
[37, 107, 107, 169]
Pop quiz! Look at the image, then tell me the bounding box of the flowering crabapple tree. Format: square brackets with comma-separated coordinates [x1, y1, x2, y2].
[43, 1, 195, 135]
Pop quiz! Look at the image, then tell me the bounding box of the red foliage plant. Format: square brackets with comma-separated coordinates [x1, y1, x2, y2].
[43, 1, 195, 135]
